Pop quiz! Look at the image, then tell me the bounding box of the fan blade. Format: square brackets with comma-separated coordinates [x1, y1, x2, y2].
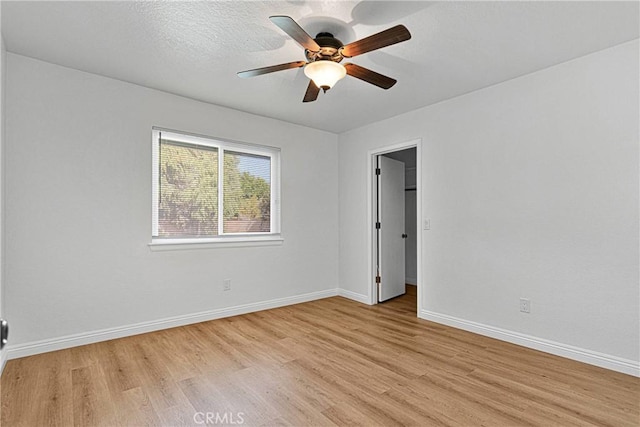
[237, 61, 306, 78]
[303, 80, 320, 103]
[270, 16, 321, 52]
[344, 63, 397, 89]
[341, 25, 411, 58]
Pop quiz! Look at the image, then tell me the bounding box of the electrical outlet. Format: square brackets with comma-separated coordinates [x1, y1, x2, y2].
[223, 279, 231, 291]
[520, 298, 530, 313]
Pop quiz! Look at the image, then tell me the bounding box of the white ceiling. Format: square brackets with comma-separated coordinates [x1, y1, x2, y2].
[2, 1, 638, 133]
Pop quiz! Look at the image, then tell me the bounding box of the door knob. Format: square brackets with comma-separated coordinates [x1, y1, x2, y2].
[0, 319, 8, 350]
[402, 233, 408, 238]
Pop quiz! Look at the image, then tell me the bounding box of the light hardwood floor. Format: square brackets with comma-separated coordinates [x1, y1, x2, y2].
[1, 288, 638, 426]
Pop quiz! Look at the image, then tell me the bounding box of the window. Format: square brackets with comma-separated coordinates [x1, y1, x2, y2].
[151, 128, 281, 247]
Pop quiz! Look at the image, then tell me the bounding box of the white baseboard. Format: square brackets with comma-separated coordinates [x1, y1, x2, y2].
[0, 349, 7, 377]
[6, 289, 340, 360]
[12, 292, 633, 378]
[338, 289, 371, 305]
[420, 309, 639, 377]
[405, 277, 417, 286]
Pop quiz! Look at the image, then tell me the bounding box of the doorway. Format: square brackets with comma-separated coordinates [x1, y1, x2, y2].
[368, 139, 422, 314]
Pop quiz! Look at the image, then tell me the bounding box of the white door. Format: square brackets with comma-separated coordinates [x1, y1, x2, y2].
[377, 156, 405, 302]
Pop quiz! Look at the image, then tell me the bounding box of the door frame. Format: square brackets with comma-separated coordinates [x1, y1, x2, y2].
[367, 138, 422, 314]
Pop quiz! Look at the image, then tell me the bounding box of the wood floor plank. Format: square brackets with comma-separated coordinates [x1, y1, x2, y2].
[2, 289, 638, 426]
[71, 365, 118, 426]
[288, 358, 416, 426]
[115, 386, 163, 426]
[96, 339, 141, 394]
[131, 340, 194, 413]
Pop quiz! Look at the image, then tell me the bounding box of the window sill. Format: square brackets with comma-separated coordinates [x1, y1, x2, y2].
[148, 235, 284, 251]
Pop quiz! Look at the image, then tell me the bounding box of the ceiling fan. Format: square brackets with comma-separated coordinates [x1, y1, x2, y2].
[237, 16, 411, 102]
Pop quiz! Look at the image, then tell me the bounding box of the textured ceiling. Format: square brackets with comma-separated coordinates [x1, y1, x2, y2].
[2, 1, 638, 133]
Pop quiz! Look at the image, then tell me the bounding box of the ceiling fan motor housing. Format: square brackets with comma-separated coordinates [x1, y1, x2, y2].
[305, 32, 344, 63]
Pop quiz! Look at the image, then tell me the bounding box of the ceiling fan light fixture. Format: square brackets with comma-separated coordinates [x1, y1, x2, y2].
[304, 61, 346, 91]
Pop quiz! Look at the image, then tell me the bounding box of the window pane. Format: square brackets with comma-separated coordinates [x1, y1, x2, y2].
[158, 140, 218, 237]
[223, 151, 271, 233]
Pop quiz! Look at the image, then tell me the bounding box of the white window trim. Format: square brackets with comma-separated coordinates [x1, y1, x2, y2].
[150, 127, 282, 249]
[148, 236, 284, 251]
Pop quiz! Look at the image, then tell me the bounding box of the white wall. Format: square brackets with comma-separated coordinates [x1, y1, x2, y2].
[5, 54, 339, 350]
[339, 40, 639, 374]
[4, 39, 638, 376]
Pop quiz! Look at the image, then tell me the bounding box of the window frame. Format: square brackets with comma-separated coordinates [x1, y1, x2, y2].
[150, 128, 282, 249]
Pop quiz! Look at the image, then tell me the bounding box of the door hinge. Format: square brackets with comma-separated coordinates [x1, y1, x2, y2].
[375, 168, 381, 175]
[375, 222, 381, 229]
[375, 275, 381, 284]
